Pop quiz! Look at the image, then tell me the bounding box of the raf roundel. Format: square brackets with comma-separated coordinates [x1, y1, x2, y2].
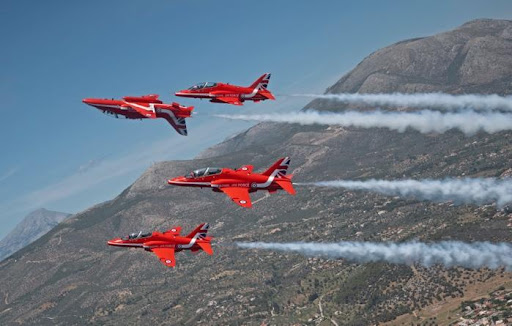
[240, 200, 247, 204]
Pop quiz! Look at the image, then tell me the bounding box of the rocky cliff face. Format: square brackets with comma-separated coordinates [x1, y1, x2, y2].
[0, 208, 70, 262]
[326, 19, 512, 95]
[0, 19, 511, 325]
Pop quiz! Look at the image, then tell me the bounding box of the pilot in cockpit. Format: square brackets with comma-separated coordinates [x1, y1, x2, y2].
[188, 83, 205, 90]
[123, 231, 152, 240]
[188, 82, 217, 90]
[186, 167, 222, 178]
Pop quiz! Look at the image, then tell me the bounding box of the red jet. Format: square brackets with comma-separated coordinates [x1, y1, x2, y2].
[107, 223, 212, 267]
[167, 157, 295, 208]
[175, 73, 275, 106]
[82, 94, 193, 136]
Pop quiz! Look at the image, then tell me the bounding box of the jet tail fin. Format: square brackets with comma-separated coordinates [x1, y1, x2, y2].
[156, 109, 189, 136]
[186, 223, 209, 239]
[197, 241, 213, 255]
[262, 157, 291, 177]
[249, 73, 271, 90]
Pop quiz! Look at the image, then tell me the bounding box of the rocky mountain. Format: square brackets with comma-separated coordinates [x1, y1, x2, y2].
[200, 18, 512, 158]
[0, 208, 70, 262]
[0, 19, 511, 325]
[325, 19, 512, 95]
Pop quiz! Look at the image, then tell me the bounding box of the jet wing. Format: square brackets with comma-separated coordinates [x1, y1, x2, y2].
[123, 103, 157, 119]
[155, 109, 188, 136]
[213, 97, 243, 106]
[219, 187, 252, 208]
[236, 165, 254, 173]
[151, 247, 176, 267]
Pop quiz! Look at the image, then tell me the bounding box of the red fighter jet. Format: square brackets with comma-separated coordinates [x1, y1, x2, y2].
[82, 94, 193, 136]
[107, 223, 212, 267]
[167, 157, 295, 208]
[175, 73, 275, 106]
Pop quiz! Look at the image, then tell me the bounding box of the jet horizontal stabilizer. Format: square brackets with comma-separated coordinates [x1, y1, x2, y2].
[276, 180, 296, 195]
[198, 242, 214, 255]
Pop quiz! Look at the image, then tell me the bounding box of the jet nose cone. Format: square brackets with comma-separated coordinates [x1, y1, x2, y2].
[168, 176, 185, 185]
[82, 98, 93, 105]
[175, 90, 188, 96]
[107, 238, 122, 246]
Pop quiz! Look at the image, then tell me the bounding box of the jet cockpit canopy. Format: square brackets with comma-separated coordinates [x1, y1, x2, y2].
[186, 167, 222, 178]
[188, 82, 217, 90]
[123, 231, 152, 240]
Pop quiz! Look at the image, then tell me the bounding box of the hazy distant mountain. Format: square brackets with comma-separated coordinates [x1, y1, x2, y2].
[0, 19, 510, 325]
[0, 208, 70, 261]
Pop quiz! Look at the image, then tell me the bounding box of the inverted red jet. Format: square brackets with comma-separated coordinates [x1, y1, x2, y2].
[175, 73, 275, 106]
[167, 157, 295, 208]
[82, 94, 193, 136]
[107, 223, 212, 267]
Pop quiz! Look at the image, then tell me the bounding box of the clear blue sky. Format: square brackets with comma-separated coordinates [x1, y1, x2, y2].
[1, 0, 511, 238]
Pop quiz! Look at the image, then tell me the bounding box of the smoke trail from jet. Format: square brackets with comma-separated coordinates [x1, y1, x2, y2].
[214, 110, 512, 135]
[299, 178, 512, 207]
[291, 93, 512, 111]
[236, 241, 512, 270]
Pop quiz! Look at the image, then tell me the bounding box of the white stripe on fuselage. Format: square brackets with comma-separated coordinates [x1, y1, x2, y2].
[93, 104, 124, 110]
[170, 181, 211, 186]
[176, 92, 211, 97]
[178, 228, 208, 249]
[179, 236, 197, 249]
[109, 243, 143, 247]
[92, 102, 155, 114]
[240, 86, 259, 99]
[254, 169, 280, 188]
[127, 102, 156, 114]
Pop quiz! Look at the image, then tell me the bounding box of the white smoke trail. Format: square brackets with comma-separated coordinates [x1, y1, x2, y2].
[214, 110, 512, 135]
[299, 178, 512, 207]
[291, 93, 512, 111]
[236, 241, 512, 270]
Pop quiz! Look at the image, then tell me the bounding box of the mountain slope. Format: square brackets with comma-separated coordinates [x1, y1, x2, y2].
[0, 208, 70, 262]
[0, 19, 511, 325]
[200, 19, 512, 158]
